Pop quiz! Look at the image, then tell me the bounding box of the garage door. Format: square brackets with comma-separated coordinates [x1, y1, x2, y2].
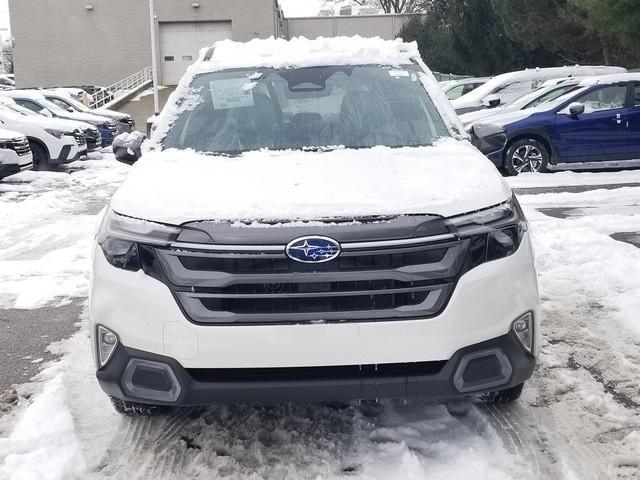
[159, 22, 232, 85]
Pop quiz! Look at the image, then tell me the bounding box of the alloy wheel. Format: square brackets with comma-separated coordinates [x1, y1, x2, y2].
[511, 144, 543, 173]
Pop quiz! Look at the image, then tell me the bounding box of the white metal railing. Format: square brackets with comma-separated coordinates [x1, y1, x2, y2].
[90, 66, 152, 109]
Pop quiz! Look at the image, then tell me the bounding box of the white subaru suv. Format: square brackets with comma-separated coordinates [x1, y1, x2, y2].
[91, 37, 540, 416]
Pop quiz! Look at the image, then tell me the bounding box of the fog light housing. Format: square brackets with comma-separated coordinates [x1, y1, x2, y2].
[512, 312, 533, 354]
[97, 325, 118, 367]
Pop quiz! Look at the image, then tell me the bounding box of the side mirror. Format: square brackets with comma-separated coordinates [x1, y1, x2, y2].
[67, 106, 75, 113]
[39, 108, 53, 118]
[112, 131, 146, 165]
[482, 94, 501, 109]
[470, 123, 508, 155]
[568, 102, 585, 117]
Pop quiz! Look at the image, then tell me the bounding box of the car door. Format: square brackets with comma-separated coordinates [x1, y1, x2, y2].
[627, 82, 640, 158]
[554, 84, 629, 162]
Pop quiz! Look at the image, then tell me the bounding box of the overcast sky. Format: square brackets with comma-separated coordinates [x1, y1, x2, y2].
[278, 0, 324, 17]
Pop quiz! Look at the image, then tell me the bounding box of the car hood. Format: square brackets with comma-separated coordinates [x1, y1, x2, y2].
[475, 110, 535, 127]
[459, 106, 511, 126]
[4, 113, 92, 131]
[111, 139, 512, 225]
[59, 111, 111, 124]
[0, 127, 25, 141]
[95, 109, 129, 120]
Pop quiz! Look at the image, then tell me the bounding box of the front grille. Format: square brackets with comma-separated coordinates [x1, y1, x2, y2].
[179, 248, 448, 273]
[122, 117, 135, 127]
[74, 132, 86, 146]
[84, 129, 99, 140]
[10, 137, 31, 156]
[148, 234, 477, 325]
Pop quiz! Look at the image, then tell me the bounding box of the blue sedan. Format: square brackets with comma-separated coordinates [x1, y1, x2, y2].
[477, 74, 640, 175]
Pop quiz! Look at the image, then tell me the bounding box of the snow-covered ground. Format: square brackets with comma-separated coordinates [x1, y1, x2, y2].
[1, 161, 639, 479]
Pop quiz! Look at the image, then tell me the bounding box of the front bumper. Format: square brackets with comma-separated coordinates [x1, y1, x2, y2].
[51, 144, 80, 165]
[90, 230, 540, 405]
[0, 163, 25, 178]
[97, 332, 534, 406]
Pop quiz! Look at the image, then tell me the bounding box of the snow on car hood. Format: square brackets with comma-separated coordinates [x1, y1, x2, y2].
[60, 111, 111, 124]
[0, 127, 25, 140]
[459, 107, 508, 126]
[111, 139, 511, 225]
[475, 109, 535, 127]
[95, 109, 129, 121]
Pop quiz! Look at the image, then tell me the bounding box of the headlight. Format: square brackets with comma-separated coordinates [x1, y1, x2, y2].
[96, 209, 181, 271]
[44, 128, 65, 138]
[445, 196, 527, 262]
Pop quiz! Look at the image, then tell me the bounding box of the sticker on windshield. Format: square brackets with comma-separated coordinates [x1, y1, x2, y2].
[389, 69, 410, 78]
[210, 78, 255, 110]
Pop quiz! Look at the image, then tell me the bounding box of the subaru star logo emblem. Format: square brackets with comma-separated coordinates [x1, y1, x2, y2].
[285, 236, 341, 263]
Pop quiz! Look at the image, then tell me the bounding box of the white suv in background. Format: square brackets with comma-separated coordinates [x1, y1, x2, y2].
[92, 37, 540, 416]
[451, 65, 627, 115]
[0, 128, 32, 179]
[0, 98, 88, 169]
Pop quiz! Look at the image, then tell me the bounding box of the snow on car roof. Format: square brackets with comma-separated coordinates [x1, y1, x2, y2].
[579, 72, 640, 87]
[196, 36, 420, 73]
[452, 65, 626, 108]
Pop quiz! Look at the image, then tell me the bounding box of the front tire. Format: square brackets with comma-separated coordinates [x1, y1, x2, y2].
[109, 396, 166, 417]
[478, 383, 524, 404]
[29, 142, 51, 171]
[504, 139, 549, 175]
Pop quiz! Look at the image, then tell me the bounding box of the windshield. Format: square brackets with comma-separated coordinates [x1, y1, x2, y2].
[0, 103, 31, 116]
[51, 94, 91, 113]
[162, 65, 450, 154]
[38, 97, 70, 115]
[520, 84, 580, 109]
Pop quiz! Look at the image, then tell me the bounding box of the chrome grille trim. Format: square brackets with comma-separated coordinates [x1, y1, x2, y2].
[169, 233, 456, 253]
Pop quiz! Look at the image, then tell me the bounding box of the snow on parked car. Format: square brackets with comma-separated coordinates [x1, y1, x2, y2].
[451, 65, 626, 115]
[0, 127, 32, 179]
[477, 72, 640, 174]
[91, 36, 540, 416]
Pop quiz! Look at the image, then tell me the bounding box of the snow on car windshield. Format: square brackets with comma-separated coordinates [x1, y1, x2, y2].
[161, 65, 450, 154]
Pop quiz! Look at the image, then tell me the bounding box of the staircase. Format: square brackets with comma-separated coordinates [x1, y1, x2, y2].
[89, 66, 153, 109]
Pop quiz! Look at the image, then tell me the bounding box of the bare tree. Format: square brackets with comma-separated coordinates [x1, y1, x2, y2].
[353, 0, 425, 13]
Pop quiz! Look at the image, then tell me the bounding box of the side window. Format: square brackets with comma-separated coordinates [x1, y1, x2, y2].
[633, 84, 640, 107]
[461, 84, 476, 95]
[446, 85, 465, 100]
[48, 98, 69, 110]
[577, 85, 627, 113]
[15, 99, 42, 113]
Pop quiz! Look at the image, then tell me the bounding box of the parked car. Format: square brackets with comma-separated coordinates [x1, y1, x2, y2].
[0, 128, 32, 179]
[459, 77, 584, 126]
[451, 66, 627, 115]
[441, 77, 491, 100]
[481, 73, 640, 174]
[0, 98, 89, 169]
[91, 37, 540, 416]
[0, 90, 113, 147]
[0, 74, 15, 91]
[44, 89, 135, 134]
